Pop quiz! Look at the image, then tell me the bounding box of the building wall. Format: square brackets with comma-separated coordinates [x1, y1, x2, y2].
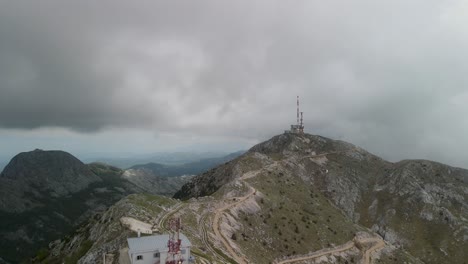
[129, 247, 191, 264]
[129, 251, 165, 264]
[181, 246, 191, 262]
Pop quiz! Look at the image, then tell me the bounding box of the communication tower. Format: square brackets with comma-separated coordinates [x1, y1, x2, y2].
[166, 217, 183, 264]
[288, 96, 304, 133]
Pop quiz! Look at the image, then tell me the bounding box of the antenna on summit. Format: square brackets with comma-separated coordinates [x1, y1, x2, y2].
[297, 95, 300, 126]
[300, 111, 303, 128]
[287, 96, 305, 134]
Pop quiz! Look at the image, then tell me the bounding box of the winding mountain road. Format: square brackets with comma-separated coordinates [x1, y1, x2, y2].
[199, 212, 228, 262]
[212, 184, 256, 264]
[274, 237, 385, 264]
[275, 241, 355, 264]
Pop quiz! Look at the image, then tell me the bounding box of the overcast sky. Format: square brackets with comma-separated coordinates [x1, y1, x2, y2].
[1, 1, 468, 167]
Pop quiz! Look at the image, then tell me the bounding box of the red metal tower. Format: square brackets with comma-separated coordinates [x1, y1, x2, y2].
[166, 218, 183, 264]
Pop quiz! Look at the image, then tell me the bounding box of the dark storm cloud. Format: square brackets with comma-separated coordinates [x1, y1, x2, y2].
[1, 1, 468, 165]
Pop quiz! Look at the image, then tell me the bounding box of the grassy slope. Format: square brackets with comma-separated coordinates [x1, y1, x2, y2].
[232, 170, 361, 263]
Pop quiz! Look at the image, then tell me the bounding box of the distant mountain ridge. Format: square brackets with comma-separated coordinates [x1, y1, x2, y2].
[87, 151, 243, 169]
[120, 151, 244, 196]
[128, 150, 244, 177]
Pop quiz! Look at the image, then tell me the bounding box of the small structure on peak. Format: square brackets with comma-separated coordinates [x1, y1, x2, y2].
[127, 217, 192, 264]
[286, 96, 304, 134]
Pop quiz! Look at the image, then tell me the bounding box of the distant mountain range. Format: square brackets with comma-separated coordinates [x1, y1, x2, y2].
[121, 151, 244, 196]
[128, 150, 244, 177]
[84, 151, 244, 169]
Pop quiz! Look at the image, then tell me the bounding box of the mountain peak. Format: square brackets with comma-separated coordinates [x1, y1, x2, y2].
[250, 132, 356, 155]
[1, 149, 90, 179]
[174, 132, 365, 200]
[0, 149, 101, 212]
[174, 132, 467, 263]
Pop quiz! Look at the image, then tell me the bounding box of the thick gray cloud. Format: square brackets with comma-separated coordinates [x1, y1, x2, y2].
[1, 1, 468, 166]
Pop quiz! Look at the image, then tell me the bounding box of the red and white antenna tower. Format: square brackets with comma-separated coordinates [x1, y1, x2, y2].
[166, 218, 183, 264]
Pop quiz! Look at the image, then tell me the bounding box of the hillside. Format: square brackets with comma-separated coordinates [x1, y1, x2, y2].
[173, 133, 468, 263]
[38, 194, 179, 264]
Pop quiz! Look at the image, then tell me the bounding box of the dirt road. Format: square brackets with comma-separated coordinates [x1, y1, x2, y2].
[157, 202, 184, 231]
[275, 236, 385, 264]
[361, 238, 385, 264]
[276, 241, 355, 264]
[212, 184, 256, 264]
[199, 212, 227, 262]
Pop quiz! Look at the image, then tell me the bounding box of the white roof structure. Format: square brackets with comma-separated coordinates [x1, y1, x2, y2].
[127, 234, 192, 254]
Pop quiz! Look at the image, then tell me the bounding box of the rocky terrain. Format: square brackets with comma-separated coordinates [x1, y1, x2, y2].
[122, 167, 193, 196]
[42, 132, 468, 264]
[174, 133, 468, 263]
[38, 194, 178, 264]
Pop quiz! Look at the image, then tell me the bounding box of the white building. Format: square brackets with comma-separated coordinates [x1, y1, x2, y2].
[127, 234, 192, 264]
[289, 124, 304, 134]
